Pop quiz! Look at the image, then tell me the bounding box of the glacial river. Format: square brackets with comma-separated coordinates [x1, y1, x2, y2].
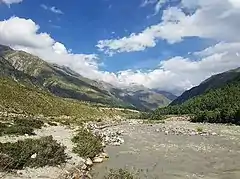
[92, 121, 240, 179]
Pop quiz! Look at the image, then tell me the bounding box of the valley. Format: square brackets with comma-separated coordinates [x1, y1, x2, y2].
[0, 43, 240, 179]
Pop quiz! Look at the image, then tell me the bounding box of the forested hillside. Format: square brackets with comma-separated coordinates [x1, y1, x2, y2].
[150, 68, 240, 124]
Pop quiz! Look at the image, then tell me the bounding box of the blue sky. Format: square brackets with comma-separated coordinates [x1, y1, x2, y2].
[0, 0, 239, 93]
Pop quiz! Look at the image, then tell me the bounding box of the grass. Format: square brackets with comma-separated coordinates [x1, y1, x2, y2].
[0, 78, 136, 121]
[71, 128, 103, 159]
[196, 127, 203, 133]
[0, 136, 67, 171]
[103, 168, 140, 179]
[0, 118, 44, 136]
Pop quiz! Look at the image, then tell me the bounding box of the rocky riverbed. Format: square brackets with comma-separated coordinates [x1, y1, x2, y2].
[91, 120, 240, 179]
[0, 118, 240, 179]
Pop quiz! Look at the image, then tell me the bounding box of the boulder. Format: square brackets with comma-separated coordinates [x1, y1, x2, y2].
[93, 157, 104, 163]
[85, 158, 93, 166]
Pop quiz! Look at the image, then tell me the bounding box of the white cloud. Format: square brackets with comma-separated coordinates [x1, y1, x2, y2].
[0, 0, 22, 5]
[0, 17, 54, 48]
[1, 2, 240, 95]
[112, 46, 240, 94]
[97, 0, 240, 55]
[41, 4, 63, 14]
[0, 17, 103, 81]
[141, 0, 167, 15]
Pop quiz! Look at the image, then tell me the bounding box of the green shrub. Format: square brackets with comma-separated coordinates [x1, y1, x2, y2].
[104, 168, 140, 179]
[0, 118, 44, 136]
[72, 128, 103, 159]
[196, 127, 203, 133]
[14, 118, 44, 129]
[1, 125, 35, 136]
[0, 136, 67, 171]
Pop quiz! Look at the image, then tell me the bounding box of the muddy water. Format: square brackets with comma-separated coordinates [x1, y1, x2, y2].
[92, 121, 240, 179]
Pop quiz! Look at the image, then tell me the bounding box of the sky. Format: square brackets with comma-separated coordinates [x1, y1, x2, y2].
[0, 0, 240, 94]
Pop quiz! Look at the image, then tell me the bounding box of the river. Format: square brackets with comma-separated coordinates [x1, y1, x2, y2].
[91, 121, 240, 179]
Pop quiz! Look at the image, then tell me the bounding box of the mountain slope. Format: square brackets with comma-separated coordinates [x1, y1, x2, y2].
[110, 85, 172, 111]
[0, 77, 136, 120]
[151, 68, 240, 124]
[0, 45, 130, 108]
[0, 44, 175, 110]
[171, 67, 240, 105]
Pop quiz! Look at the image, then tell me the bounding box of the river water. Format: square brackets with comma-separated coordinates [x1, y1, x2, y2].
[92, 121, 240, 179]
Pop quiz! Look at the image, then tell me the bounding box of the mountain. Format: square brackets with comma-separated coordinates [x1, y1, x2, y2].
[153, 90, 177, 101]
[0, 44, 175, 110]
[110, 85, 172, 111]
[151, 67, 240, 124]
[171, 67, 240, 105]
[0, 45, 130, 108]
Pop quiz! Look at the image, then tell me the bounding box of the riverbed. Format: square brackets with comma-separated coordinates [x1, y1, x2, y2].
[92, 121, 240, 179]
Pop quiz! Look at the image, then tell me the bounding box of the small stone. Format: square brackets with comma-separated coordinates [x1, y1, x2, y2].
[156, 129, 160, 132]
[99, 152, 109, 158]
[86, 173, 92, 179]
[102, 141, 106, 147]
[212, 132, 217, 136]
[85, 158, 93, 166]
[93, 157, 104, 163]
[164, 131, 169, 135]
[81, 164, 88, 170]
[31, 153, 37, 159]
[17, 171, 23, 175]
[112, 142, 121, 146]
[190, 132, 197, 136]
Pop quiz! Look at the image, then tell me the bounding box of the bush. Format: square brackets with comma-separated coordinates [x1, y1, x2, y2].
[72, 128, 103, 159]
[196, 127, 203, 133]
[0, 118, 44, 136]
[1, 125, 35, 136]
[104, 168, 140, 179]
[0, 136, 67, 171]
[14, 118, 44, 129]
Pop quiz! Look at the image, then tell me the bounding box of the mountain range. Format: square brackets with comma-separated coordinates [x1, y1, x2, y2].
[0, 44, 176, 111]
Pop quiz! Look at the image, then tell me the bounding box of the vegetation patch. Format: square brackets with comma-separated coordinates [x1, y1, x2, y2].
[196, 127, 203, 133]
[0, 118, 44, 136]
[0, 136, 67, 171]
[151, 82, 240, 125]
[103, 168, 140, 179]
[14, 118, 44, 129]
[72, 128, 103, 159]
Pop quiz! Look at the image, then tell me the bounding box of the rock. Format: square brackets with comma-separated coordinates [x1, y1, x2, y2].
[17, 171, 23, 175]
[112, 142, 121, 146]
[212, 132, 217, 136]
[81, 164, 88, 170]
[85, 158, 93, 166]
[156, 129, 160, 132]
[93, 157, 103, 163]
[31, 153, 37, 159]
[190, 132, 197, 136]
[102, 141, 106, 147]
[99, 152, 109, 158]
[165, 131, 169, 135]
[86, 173, 92, 179]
